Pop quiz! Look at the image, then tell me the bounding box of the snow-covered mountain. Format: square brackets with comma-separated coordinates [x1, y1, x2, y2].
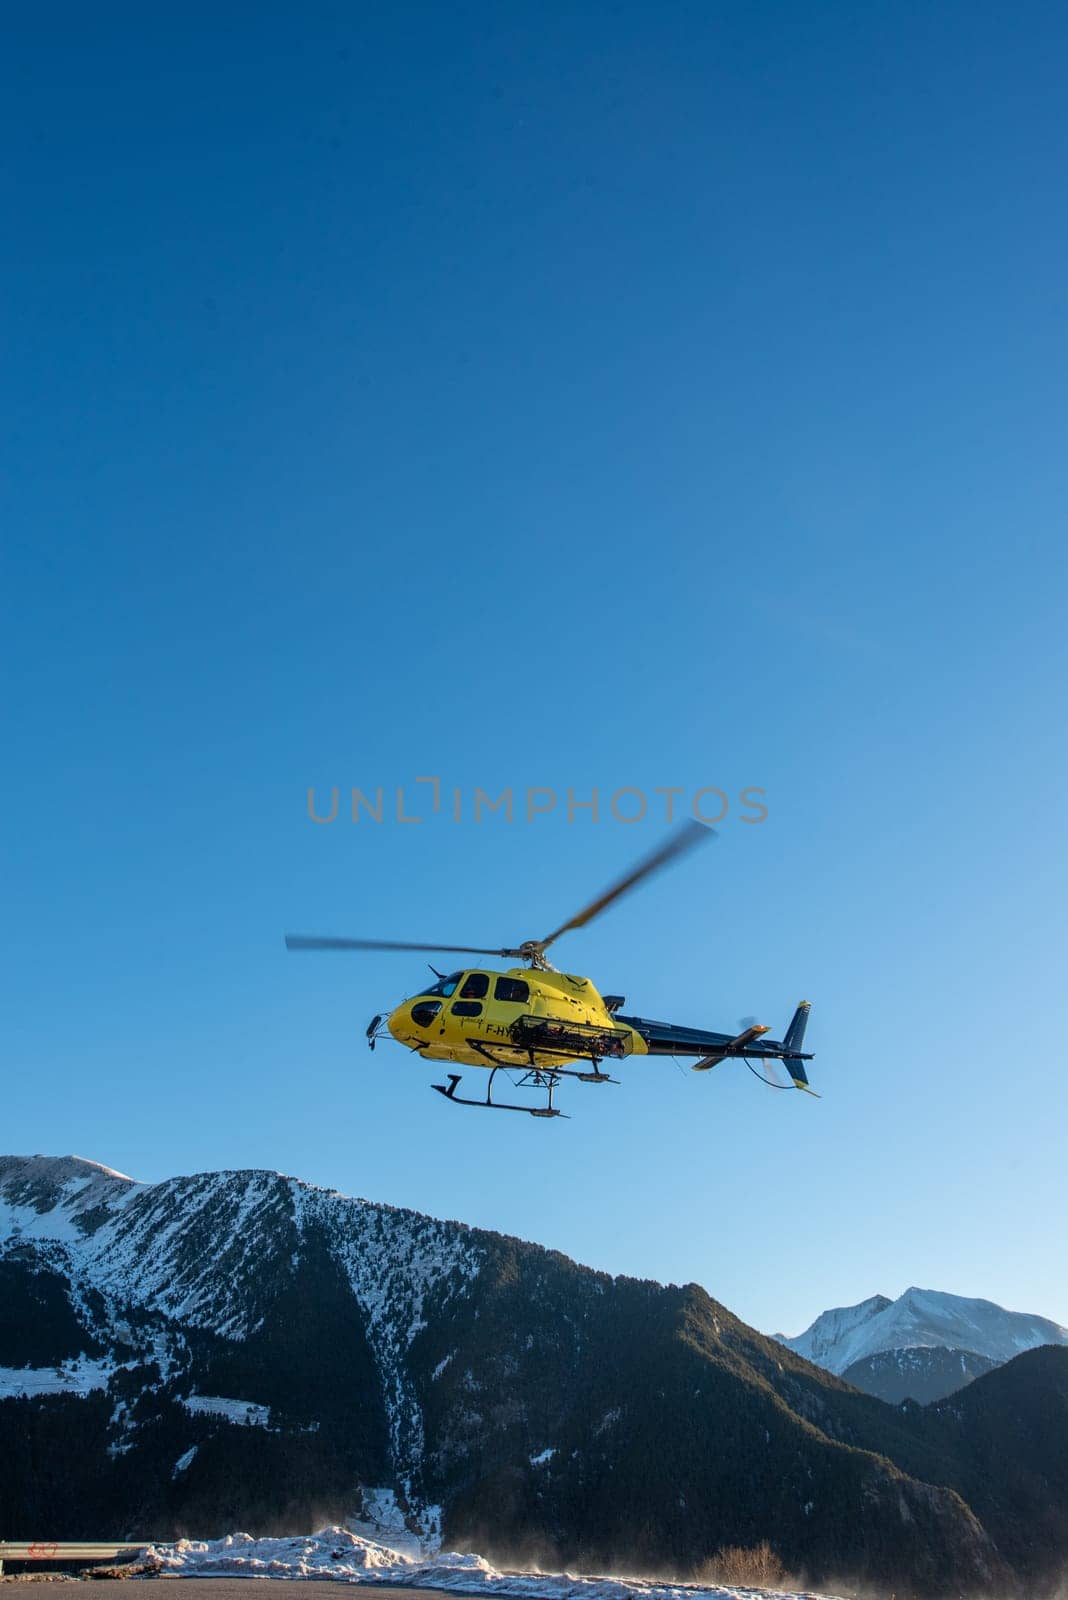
[0, 1151, 481, 1538]
[777, 1286, 1068, 1403]
[2, 1154, 1067, 1598]
[781, 1286, 1068, 1374]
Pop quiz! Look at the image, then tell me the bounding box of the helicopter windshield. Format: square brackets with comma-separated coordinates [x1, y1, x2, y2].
[418, 971, 464, 999]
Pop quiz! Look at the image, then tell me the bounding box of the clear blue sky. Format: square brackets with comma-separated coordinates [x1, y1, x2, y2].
[4, 2, 1067, 1337]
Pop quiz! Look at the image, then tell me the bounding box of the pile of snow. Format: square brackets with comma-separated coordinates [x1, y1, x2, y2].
[349, 1488, 433, 1561]
[145, 1527, 843, 1600]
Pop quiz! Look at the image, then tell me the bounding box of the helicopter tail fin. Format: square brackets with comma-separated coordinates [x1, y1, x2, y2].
[783, 1002, 817, 1093]
[783, 1000, 810, 1054]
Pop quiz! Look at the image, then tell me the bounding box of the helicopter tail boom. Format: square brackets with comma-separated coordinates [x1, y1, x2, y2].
[618, 1002, 815, 1090]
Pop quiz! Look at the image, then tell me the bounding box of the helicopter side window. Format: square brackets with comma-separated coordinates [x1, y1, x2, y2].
[450, 1000, 483, 1018]
[459, 972, 489, 999]
[410, 1001, 442, 1028]
[420, 972, 463, 999]
[495, 977, 529, 1003]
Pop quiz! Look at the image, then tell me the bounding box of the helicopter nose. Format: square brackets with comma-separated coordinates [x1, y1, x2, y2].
[388, 998, 442, 1043]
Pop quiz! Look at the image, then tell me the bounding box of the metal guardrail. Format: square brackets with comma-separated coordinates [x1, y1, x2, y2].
[0, 1542, 148, 1572]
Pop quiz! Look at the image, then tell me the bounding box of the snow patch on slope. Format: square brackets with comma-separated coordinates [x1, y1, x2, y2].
[83, 1170, 291, 1337]
[298, 1181, 483, 1516]
[0, 1156, 140, 1244]
[180, 1394, 272, 1426]
[0, 1356, 112, 1397]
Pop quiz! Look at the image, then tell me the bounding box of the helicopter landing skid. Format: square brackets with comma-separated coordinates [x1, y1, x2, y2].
[432, 1066, 568, 1118]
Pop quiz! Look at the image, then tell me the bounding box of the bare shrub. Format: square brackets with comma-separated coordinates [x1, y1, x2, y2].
[693, 1540, 790, 1590]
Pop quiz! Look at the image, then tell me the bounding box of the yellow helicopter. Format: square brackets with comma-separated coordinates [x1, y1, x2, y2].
[286, 822, 815, 1119]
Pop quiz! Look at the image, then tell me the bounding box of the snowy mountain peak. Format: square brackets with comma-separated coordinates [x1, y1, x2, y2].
[0, 1153, 136, 1188]
[781, 1286, 1068, 1375]
[0, 1153, 140, 1236]
[774, 1293, 891, 1369]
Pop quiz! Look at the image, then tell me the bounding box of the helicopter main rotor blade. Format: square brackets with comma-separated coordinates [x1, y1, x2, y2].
[285, 935, 518, 957]
[538, 819, 714, 951]
[287, 822, 714, 967]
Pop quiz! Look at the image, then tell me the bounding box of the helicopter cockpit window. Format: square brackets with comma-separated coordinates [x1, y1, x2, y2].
[410, 1001, 441, 1028]
[459, 972, 489, 999]
[495, 976, 529, 1003]
[450, 1000, 483, 1017]
[420, 972, 463, 999]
